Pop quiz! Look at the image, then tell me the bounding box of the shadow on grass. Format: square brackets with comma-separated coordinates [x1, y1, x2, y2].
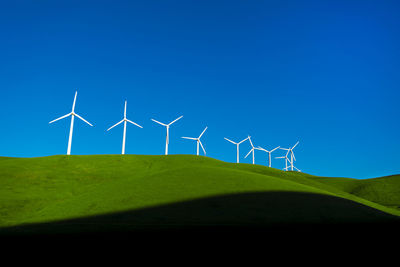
[1, 191, 399, 242]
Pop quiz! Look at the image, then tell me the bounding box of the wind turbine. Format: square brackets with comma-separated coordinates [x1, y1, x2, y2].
[182, 127, 208, 156]
[224, 137, 249, 163]
[151, 115, 183, 155]
[278, 157, 300, 172]
[256, 146, 280, 167]
[107, 101, 143, 155]
[244, 136, 257, 164]
[49, 91, 93, 155]
[280, 141, 300, 171]
[275, 154, 291, 171]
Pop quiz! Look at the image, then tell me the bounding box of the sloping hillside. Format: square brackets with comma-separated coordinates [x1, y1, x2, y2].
[0, 155, 399, 235]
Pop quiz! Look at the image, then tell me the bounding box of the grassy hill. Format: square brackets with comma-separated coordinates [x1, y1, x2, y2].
[0, 155, 399, 236]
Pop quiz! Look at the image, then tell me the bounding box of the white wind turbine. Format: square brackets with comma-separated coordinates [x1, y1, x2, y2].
[182, 127, 208, 156]
[280, 141, 300, 171]
[224, 137, 249, 163]
[275, 153, 291, 171]
[256, 146, 280, 167]
[244, 136, 257, 164]
[151, 115, 183, 155]
[49, 91, 93, 155]
[277, 154, 300, 172]
[107, 101, 143, 155]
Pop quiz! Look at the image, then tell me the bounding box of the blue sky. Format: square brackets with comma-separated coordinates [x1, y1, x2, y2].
[0, 0, 399, 179]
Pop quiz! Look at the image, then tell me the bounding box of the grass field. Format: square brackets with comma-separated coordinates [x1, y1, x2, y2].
[0, 155, 399, 236]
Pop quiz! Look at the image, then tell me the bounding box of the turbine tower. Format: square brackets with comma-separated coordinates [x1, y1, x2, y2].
[256, 146, 280, 167]
[182, 127, 208, 156]
[224, 137, 249, 163]
[244, 136, 257, 164]
[107, 101, 143, 154]
[280, 141, 299, 171]
[151, 115, 183, 155]
[49, 91, 93, 155]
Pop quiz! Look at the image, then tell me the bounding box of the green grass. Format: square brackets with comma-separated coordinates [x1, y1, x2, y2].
[0, 155, 399, 232]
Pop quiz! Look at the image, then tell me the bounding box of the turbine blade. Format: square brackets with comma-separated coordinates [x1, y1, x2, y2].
[124, 101, 127, 118]
[182, 137, 196, 140]
[49, 113, 71, 124]
[280, 148, 290, 151]
[238, 137, 249, 144]
[126, 119, 143, 128]
[151, 119, 167, 126]
[245, 148, 253, 158]
[292, 151, 296, 161]
[107, 119, 124, 131]
[199, 140, 206, 155]
[292, 141, 299, 149]
[72, 91, 77, 112]
[275, 156, 285, 159]
[248, 136, 254, 147]
[74, 113, 93, 126]
[199, 127, 208, 138]
[224, 137, 237, 144]
[271, 146, 280, 152]
[168, 115, 183, 125]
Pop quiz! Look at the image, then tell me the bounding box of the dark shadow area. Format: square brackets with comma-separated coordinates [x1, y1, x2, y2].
[1, 191, 399, 248]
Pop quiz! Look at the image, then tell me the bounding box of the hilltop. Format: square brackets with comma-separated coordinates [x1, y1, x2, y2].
[0, 155, 399, 237]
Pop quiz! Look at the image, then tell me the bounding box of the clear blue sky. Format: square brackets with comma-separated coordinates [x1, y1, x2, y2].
[0, 0, 399, 179]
